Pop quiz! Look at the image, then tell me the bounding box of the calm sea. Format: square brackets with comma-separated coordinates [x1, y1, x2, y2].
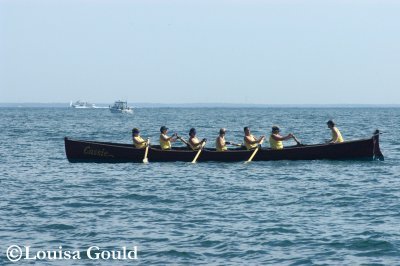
[0, 107, 399, 265]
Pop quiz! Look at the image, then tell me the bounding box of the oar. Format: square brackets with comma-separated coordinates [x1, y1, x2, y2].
[192, 140, 207, 164]
[226, 142, 243, 147]
[143, 138, 150, 163]
[292, 135, 302, 146]
[176, 135, 191, 147]
[245, 137, 265, 164]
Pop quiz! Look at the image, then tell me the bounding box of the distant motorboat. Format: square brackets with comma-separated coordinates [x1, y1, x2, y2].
[109, 100, 133, 114]
[70, 100, 97, 109]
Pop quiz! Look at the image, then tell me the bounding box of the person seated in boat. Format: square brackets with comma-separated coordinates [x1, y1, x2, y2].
[132, 128, 148, 149]
[269, 126, 296, 150]
[216, 128, 228, 152]
[244, 127, 265, 150]
[327, 120, 344, 143]
[159, 126, 177, 150]
[186, 128, 206, 150]
[216, 128, 242, 151]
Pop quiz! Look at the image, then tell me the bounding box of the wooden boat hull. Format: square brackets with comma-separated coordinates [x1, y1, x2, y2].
[64, 132, 384, 163]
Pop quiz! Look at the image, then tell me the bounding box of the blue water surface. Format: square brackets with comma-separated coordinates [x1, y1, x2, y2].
[0, 107, 399, 265]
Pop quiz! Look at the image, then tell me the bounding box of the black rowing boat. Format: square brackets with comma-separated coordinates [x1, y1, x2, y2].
[64, 131, 384, 163]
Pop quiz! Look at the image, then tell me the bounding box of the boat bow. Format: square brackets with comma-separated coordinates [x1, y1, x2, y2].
[372, 130, 384, 161]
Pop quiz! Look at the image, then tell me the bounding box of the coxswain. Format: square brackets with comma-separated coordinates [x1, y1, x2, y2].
[243, 127, 265, 150]
[327, 120, 344, 143]
[159, 126, 177, 150]
[132, 128, 148, 149]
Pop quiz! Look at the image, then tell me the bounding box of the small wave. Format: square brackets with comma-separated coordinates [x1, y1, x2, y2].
[262, 239, 295, 247]
[120, 193, 161, 202]
[42, 223, 75, 230]
[63, 202, 100, 208]
[153, 249, 200, 259]
[347, 238, 395, 251]
[263, 227, 299, 234]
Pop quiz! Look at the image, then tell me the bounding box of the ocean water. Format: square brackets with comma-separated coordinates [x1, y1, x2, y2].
[0, 107, 399, 265]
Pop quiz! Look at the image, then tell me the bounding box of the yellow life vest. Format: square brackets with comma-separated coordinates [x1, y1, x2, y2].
[160, 134, 171, 150]
[244, 134, 258, 150]
[333, 127, 344, 143]
[216, 136, 227, 152]
[133, 136, 146, 149]
[269, 135, 283, 150]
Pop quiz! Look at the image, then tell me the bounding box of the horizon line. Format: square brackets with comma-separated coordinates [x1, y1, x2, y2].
[1, 102, 400, 108]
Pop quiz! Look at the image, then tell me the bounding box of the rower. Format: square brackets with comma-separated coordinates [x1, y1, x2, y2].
[188, 128, 206, 150]
[216, 128, 228, 152]
[132, 128, 148, 149]
[269, 126, 296, 150]
[327, 120, 344, 143]
[243, 127, 265, 150]
[159, 126, 177, 150]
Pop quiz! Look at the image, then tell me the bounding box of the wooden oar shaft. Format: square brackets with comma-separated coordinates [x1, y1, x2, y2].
[177, 135, 190, 146]
[228, 142, 243, 147]
[192, 141, 206, 164]
[292, 135, 301, 145]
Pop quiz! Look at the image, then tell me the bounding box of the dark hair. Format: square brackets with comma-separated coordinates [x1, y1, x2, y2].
[327, 120, 335, 126]
[160, 126, 168, 132]
[189, 128, 196, 136]
[244, 127, 249, 132]
[219, 128, 226, 135]
[132, 128, 139, 134]
[272, 126, 280, 132]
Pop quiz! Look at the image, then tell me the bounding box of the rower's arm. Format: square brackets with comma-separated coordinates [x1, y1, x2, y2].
[134, 138, 146, 144]
[190, 138, 206, 149]
[272, 134, 293, 141]
[284, 134, 294, 141]
[189, 139, 200, 149]
[171, 133, 178, 141]
[271, 134, 285, 141]
[245, 136, 259, 144]
[161, 134, 176, 141]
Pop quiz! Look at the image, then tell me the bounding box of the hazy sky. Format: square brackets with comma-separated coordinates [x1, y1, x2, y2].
[1, 0, 399, 104]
